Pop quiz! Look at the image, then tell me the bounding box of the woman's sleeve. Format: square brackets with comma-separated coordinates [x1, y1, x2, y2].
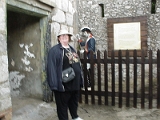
[47, 49, 58, 91]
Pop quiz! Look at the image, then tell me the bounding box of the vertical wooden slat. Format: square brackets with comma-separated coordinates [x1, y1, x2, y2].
[149, 50, 153, 109]
[78, 51, 82, 103]
[97, 50, 102, 105]
[90, 51, 95, 104]
[126, 50, 130, 107]
[133, 50, 137, 108]
[111, 50, 115, 106]
[104, 50, 108, 105]
[118, 50, 122, 108]
[83, 51, 89, 104]
[141, 50, 145, 109]
[157, 50, 160, 108]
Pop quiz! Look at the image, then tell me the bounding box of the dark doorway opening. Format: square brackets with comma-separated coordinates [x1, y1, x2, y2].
[7, 10, 43, 99]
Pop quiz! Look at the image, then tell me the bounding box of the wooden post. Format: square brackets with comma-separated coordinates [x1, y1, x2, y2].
[118, 50, 122, 108]
[126, 50, 130, 107]
[157, 50, 160, 108]
[141, 50, 145, 109]
[104, 50, 108, 105]
[133, 50, 137, 108]
[149, 50, 153, 109]
[111, 50, 115, 106]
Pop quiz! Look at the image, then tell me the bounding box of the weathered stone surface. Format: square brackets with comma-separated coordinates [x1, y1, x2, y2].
[61, 0, 68, 12]
[0, 1, 5, 32]
[0, 55, 9, 83]
[51, 22, 60, 46]
[52, 9, 65, 23]
[66, 13, 73, 26]
[55, 0, 62, 9]
[0, 35, 7, 53]
[0, 83, 12, 111]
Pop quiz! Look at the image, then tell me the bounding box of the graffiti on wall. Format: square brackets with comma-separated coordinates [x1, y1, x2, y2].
[19, 43, 35, 72]
[9, 43, 36, 96]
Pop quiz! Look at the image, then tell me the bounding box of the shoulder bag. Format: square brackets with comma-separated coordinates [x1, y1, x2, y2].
[62, 67, 75, 83]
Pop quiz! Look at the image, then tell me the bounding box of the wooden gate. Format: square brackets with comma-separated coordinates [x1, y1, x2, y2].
[79, 50, 160, 109]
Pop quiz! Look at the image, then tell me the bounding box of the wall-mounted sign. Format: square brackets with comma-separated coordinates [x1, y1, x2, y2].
[107, 16, 147, 57]
[114, 22, 141, 50]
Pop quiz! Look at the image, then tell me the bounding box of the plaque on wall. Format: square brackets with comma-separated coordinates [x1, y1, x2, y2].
[114, 22, 141, 50]
[107, 16, 148, 57]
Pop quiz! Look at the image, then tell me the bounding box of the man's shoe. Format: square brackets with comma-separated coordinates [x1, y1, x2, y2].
[87, 87, 91, 91]
[81, 87, 91, 91]
[73, 117, 84, 120]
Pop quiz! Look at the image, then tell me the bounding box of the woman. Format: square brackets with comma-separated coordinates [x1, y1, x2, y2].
[47, 29, 84, 120]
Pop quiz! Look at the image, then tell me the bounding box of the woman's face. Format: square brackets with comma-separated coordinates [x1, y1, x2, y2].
[59, 34, 69, 44]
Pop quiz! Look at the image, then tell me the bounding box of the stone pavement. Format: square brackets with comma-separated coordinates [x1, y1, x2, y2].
[12, 97, 160, 120]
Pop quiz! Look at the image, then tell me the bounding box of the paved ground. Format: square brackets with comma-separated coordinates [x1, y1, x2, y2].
[12, 97, 160, 120]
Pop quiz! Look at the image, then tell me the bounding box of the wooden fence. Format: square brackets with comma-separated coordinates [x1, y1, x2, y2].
[78, 50, 160, 109]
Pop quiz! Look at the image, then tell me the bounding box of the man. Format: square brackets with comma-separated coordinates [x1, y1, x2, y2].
[78, 27, 96, 59]
[78, 26, 96, 87]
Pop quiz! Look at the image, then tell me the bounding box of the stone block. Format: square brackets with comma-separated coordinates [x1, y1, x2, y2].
[69, 1, 75, 14]
[61, 0, 68, 12]
[55, 0, 62, 9]
[52, 9, 65, 23]
[51, 22, 60, 46]
[66, 13, 73, 26]
[0, 85, 11, 98]
[0, 8, 5, 32]
[0, 34, 7, 53]
[61, 25, 68, 31]
[0, 55, 9, 83]
[0, 96, 12, 112]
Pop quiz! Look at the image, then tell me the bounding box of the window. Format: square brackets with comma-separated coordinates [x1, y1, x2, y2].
[99, 3, 104, 17]
[151, 0, 156, 14]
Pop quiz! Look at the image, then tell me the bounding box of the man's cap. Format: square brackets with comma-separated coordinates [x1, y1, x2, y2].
[57, 29, 72, 37]
[80, 26, 91, 32]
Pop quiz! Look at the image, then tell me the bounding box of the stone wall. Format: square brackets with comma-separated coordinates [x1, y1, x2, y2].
[77, 0, 160, 82]
[0, 0, 78, 119]
[0, 0, 12, 119]
[50, 0, 78, 47]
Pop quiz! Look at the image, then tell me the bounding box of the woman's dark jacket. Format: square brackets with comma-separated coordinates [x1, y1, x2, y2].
[47, 43, 84, 92]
